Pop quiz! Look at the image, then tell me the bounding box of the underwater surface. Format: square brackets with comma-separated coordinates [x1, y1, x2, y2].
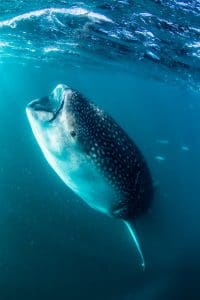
[0, 0, 200, 299]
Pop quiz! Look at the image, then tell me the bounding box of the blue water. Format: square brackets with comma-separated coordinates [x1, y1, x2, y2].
[1, 1, 200, 299]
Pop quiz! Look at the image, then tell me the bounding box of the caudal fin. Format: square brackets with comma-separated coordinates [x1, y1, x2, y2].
[124, 220, 145, 270]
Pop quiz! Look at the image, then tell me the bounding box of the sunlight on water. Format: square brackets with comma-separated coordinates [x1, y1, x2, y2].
[0, 0, 199, 90]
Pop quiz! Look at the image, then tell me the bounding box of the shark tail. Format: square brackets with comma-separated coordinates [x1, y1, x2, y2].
[124, 220, 145, 270]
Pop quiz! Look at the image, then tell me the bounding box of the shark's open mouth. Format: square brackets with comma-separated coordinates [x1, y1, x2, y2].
[27, 95, 64, 122]
[48, 99, 64, 122]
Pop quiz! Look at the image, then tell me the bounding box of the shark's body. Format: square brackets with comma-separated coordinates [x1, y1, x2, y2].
[26, 84, 153, 268]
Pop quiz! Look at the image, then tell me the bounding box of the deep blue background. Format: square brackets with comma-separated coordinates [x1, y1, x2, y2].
[0, 62, 200, 299]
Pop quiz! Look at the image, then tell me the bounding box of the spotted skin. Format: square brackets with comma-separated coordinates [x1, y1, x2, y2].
[26, 84, 153, 268]
[60, 88, 153, 220]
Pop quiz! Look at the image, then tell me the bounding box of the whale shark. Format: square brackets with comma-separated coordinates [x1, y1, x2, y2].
[26, 84, 153, 269]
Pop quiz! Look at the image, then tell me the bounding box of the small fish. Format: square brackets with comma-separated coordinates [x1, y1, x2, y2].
[156, 139, 169, 145]
[155, 155, 165, 161]
[181, 145, 189, 151]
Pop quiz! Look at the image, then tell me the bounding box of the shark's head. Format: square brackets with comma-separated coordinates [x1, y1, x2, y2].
[26, 83, 104, 190]
[26, 84, 86, 159]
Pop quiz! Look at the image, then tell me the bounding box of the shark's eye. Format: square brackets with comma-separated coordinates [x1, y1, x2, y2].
[70, 130, 76, 137]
